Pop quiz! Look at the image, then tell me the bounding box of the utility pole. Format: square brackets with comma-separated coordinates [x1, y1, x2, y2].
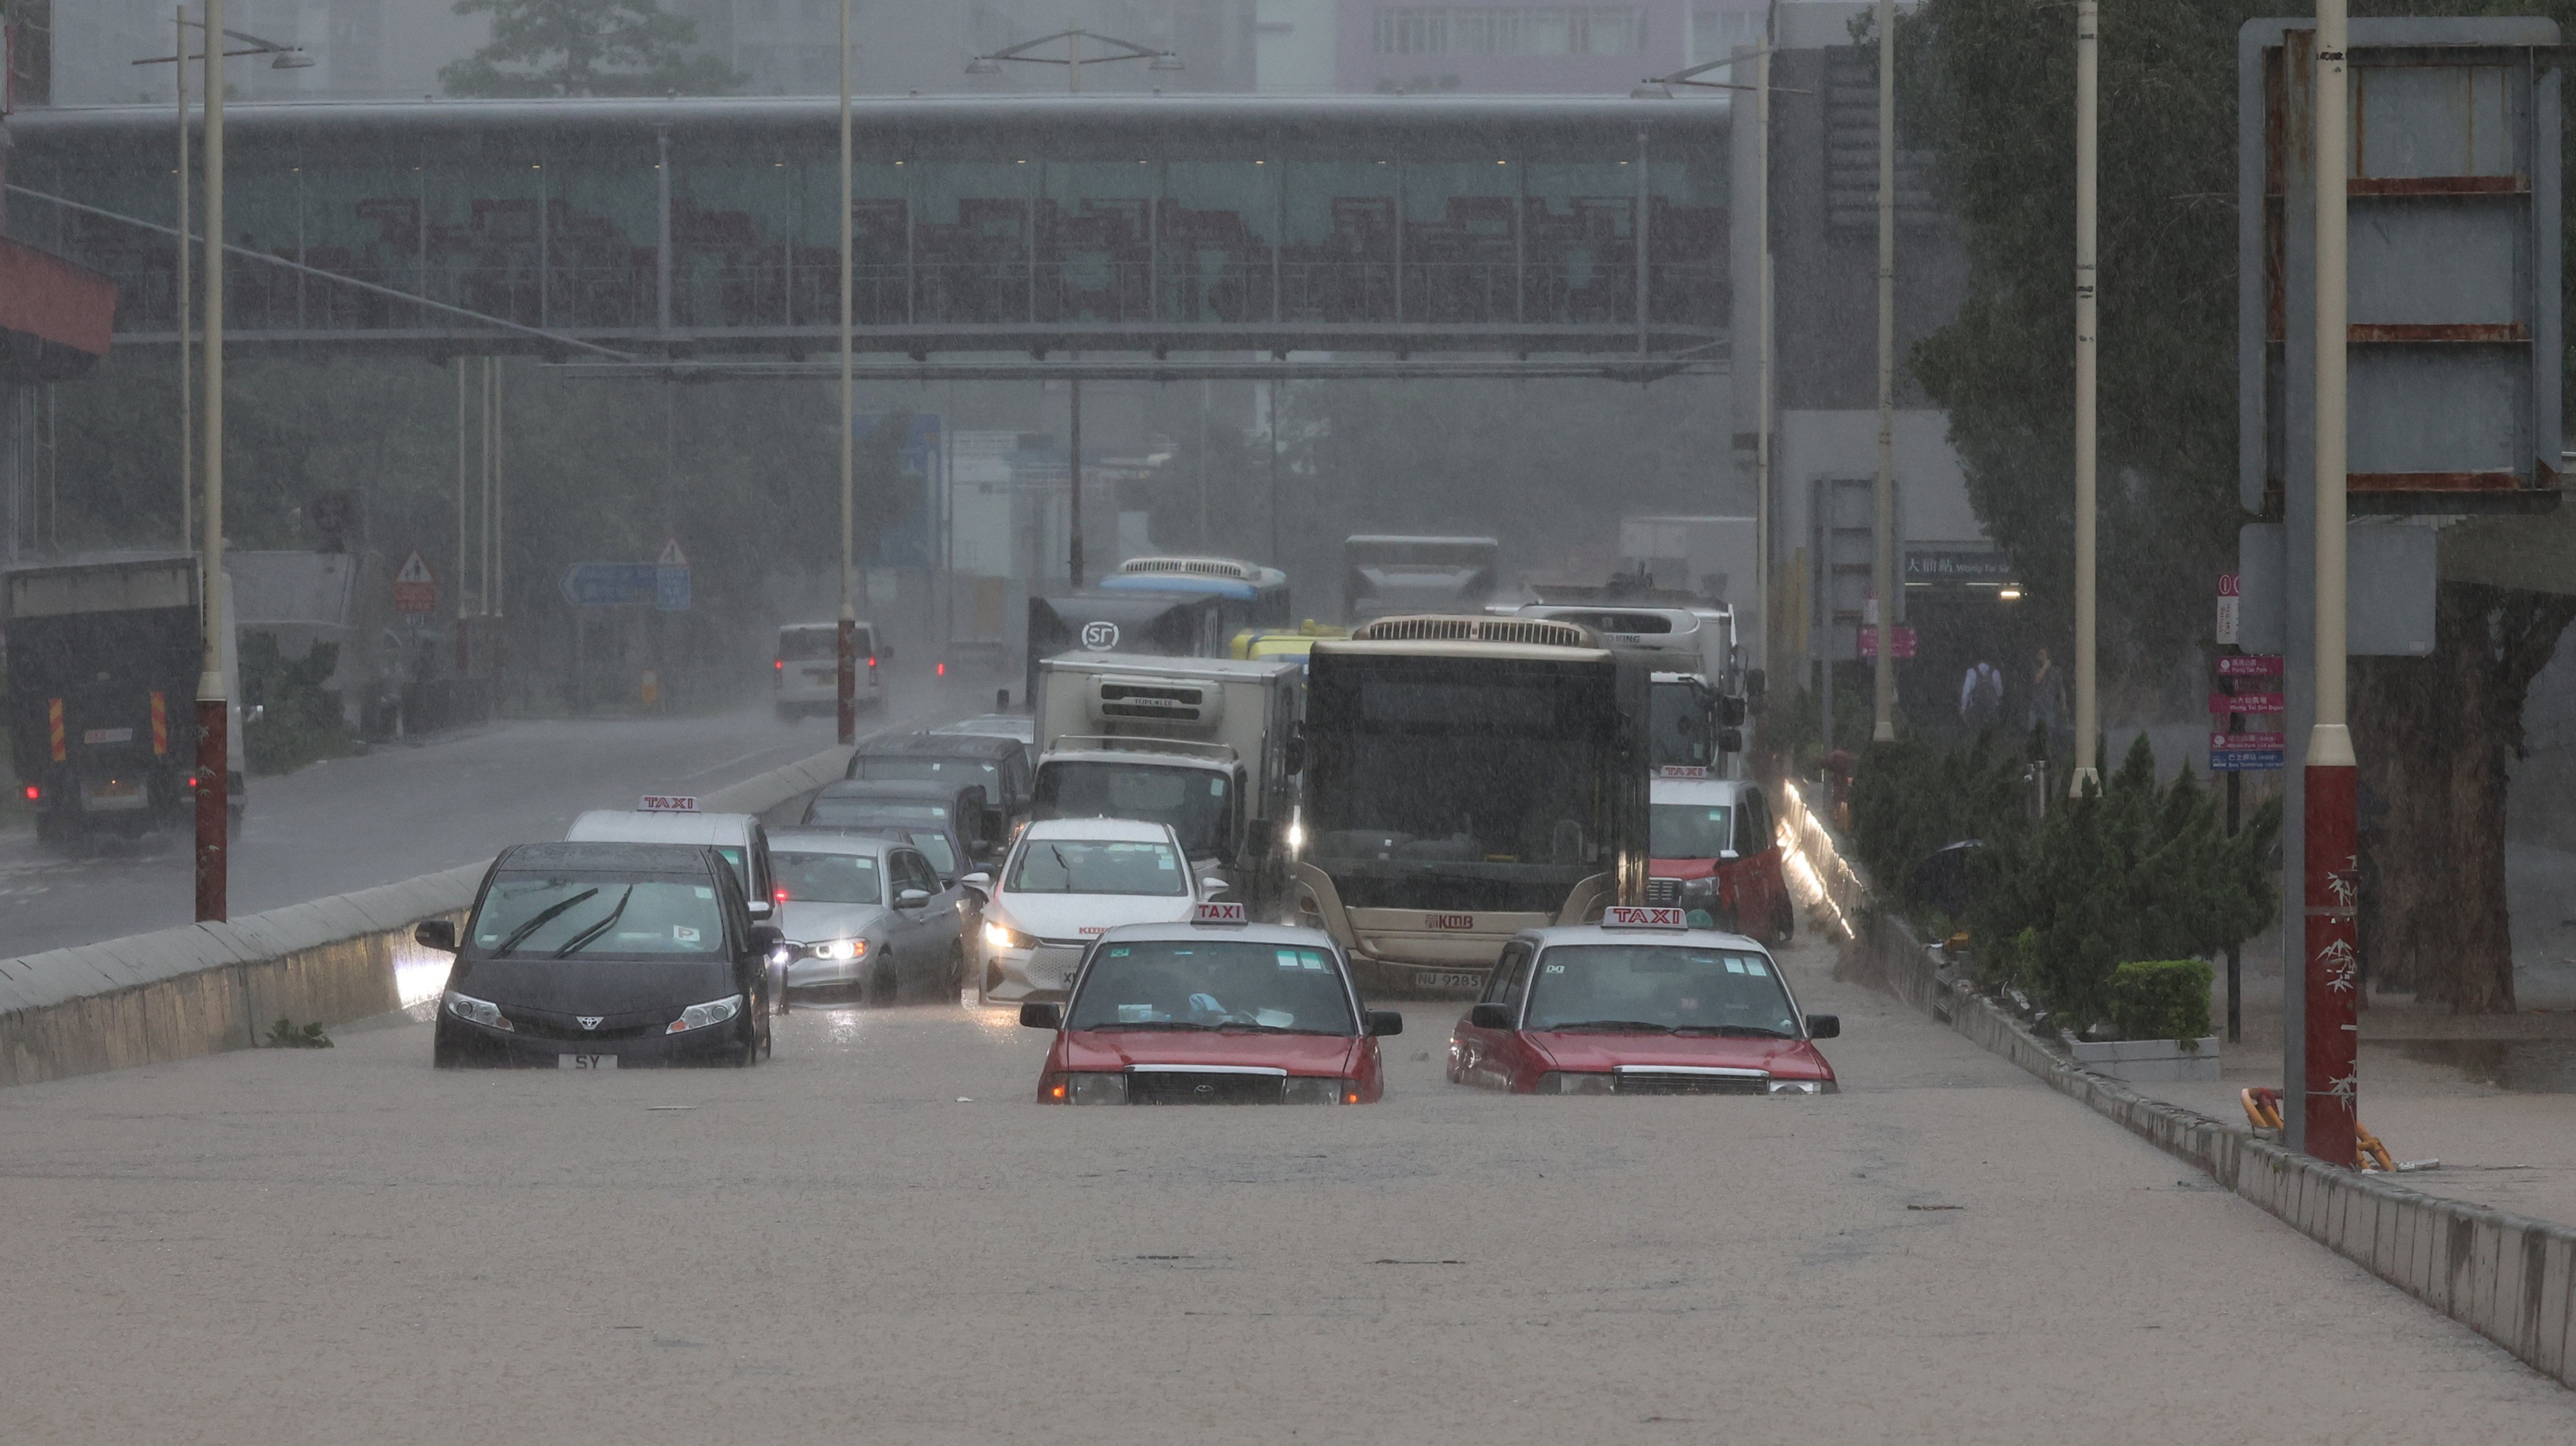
[1068, 379, 1086, 588]
[836, 0, 859, 745]
[2302, 0, 2360, 1167]
[1754, 42, 1773, 677]
[1870, 0, 1897, 744]
[175, 6, 192, 555]
[2071, 0, 2100, 795]
[193, 0, 227, 923]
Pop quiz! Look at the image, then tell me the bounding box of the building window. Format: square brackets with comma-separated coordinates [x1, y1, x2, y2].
[1372, 6, 1651, 57]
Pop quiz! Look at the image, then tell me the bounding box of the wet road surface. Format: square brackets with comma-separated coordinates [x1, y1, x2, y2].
[1, 930, 2567, 1444]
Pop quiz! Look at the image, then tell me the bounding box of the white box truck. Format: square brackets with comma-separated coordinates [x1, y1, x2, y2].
[1029, 652, 1303, 912]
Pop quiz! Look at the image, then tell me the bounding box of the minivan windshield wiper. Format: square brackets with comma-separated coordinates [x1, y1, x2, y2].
[494, 888, 598, 955]
[550, 887, 635, 959]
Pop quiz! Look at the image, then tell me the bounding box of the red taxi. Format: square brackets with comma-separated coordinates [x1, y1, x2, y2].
[1022, 903, 1402, 1104]
[1647, 769, 1795, 943]
[1447, 906, 1837, 1095]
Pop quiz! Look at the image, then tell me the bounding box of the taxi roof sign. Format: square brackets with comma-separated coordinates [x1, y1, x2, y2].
[638, 794, 701, 813]
[1193, 901, 1249, 925]
[1655, 765, 1710, 779]
[1602, 905, 1688, 930]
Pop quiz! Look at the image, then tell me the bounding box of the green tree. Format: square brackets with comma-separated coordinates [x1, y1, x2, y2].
[442, 0, 741, 98]
[1904, 0, 2576, 1011]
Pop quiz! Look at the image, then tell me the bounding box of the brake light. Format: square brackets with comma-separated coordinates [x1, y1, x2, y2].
[935, 661, 947, 677]
[773, 887, 789, 904]
[867, 656, 878, 669]
[22, 784, 36, 801]
[774, 658, 784, 670]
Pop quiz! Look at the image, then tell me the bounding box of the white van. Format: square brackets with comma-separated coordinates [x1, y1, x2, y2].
[774, 621, 885, 723]
[566, 808, 779, 926]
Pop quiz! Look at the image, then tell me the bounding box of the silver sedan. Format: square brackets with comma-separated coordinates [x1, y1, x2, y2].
[769, 829, 974, 1006]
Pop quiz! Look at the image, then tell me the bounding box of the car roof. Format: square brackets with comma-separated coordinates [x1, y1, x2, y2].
[1650, 777, 1749, 805]
[815, 777, 974, 801]
[779, 620, 872, 633]
[1095, 919, 1344, 952]
[1022, 816, 1176, 843]
[498, 840, 723, 875]
[766, 828, 900, 857]
[1515, 921, 1771, 950]
[565, 809, 759, 845]
[933, 713, 1035, 742]
[858, 731, 1020, 760]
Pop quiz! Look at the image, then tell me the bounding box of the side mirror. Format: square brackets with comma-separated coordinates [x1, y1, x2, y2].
[1744, 667, 1766, 701]
[747, 897, 773, 920]
[1719, 696, 1748, 727]
[1717, 728, 1744, 754]
[1019, 1002, 1062, 1030]
[1468, 1002, 1515, 1031]
[1282, 723, 1306, 776]
[1366, 1009, 1405, 1037]
[413, 919, 457, 953]
[1242, 818, 1275, 860]
[1807, 1013, 1841, 1040]
[896, 887, 932, 909]
[961, 870, 993, 890]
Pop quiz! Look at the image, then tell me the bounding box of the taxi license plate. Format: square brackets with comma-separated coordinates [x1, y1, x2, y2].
[1415, 971, 1482, 991]
[558, 1053, 617, 1071]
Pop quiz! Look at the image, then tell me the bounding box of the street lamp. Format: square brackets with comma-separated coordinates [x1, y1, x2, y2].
[129, 4, 310, 924]
[837, 0, 858, 743]
[965, 30, 1185, 591]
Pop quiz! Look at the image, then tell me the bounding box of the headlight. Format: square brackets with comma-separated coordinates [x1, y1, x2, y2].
[1536, 1071, 1613, 1095]
[984, 920, 1037, 951]
[1281, 1076, 1358, 1105]
[1047, 1071, 1127, 1104]
[443, 991, 512, 1032]
[667, 994, 744, 1034]
[1768, 1078, 1833, 1095]
[803, 937, 869, 962]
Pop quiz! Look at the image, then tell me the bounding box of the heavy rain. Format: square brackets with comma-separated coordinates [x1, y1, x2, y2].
[3, 0, 2575, 1439]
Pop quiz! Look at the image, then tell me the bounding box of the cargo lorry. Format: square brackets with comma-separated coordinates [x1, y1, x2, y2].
[1028, 652, 1303, 913]
[4, 553, 245, 847]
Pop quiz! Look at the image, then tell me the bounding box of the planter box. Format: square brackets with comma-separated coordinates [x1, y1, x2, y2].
[2069, 1035, 2221, 1083]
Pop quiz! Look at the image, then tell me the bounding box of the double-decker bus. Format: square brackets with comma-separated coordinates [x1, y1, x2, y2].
[1291, 615, 1649, 996]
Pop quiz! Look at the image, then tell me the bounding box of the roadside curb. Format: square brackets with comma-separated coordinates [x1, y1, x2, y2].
[1781, 781, 2576, 1389]
[0, 739, 858, 1089]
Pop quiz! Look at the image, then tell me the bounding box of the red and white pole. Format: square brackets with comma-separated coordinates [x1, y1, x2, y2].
[194, 0, 229, 925]
[2302, 0, 2358, 1165]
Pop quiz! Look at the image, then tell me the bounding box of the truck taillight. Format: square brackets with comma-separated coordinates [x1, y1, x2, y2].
[935, 662, 946, 677]
[867, 656, 878, 669]
[774, 658, 784, 670]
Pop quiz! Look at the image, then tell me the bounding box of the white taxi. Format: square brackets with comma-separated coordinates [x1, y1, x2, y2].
[972, 816, 1214, 1004]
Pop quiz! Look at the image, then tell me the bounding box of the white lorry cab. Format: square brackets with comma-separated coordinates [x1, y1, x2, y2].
[1029, 652, 1303, 913]
[1514, 603, 1748, 778]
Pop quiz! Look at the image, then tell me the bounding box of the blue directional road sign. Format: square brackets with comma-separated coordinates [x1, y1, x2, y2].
[559, 562, 661, 608]
[2211, 749, 2285, 772]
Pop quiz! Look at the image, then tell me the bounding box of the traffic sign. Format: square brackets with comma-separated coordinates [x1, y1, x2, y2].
[655, 537, 691, 613]
[2211, 692, 2285, 714]
[2213, 731, 2286, 751]
[2216, 572, 2241, 645]
[559, 562, 660, 608]
[1858, 625, 1917, 659]
[392, 550, 439, 615]
[2216, 654, 2283, 676]
[2211, 748, 2285, 772]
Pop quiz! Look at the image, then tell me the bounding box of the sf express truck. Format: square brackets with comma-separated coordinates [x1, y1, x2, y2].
[1294, 615, 1650, 996]
[1029, 652, 1303, 913]
[4, 553, 246, 847]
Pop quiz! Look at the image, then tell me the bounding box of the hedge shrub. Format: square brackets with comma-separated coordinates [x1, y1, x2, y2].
[2105, 959, 2215, 1046]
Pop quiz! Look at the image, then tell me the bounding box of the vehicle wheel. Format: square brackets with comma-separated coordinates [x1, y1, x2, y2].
[867, 957, 899, 1007]
[432, 1021, 465, 1069]
[944, 942, 966, 999]
[736, 1022, 760, 1067]
[1773, 896, 1797, 945]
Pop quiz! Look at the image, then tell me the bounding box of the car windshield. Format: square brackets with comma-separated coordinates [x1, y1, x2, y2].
[774, 850, 881, 905]
[1649, 679, 1714, 768]
[471, 872, 726, 958]
[907, 831, 958, 876]
[1067, 938, 1356, 1033]
[1007, 839, 1189, 896]
[856, 755, 1001, 790]
[1523, 943, 1800, 1037]
[1651, 803, 1733, 859]
[1034, 761, 1232, 858]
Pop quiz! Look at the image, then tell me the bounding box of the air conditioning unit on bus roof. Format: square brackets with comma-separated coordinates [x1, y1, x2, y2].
[1117, 555, 1282, 585]
[1084, 674, 1225, 732]
[1349, 615, 1597, 648]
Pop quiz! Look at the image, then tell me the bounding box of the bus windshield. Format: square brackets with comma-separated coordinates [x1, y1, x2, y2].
[1304, 658, 1613, 912]
[1648, 679, 1714, 769]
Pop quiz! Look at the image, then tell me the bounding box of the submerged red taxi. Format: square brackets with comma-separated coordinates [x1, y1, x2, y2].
[1022, 904, 1402, 1104]
[1447, 906, 1837, 1095]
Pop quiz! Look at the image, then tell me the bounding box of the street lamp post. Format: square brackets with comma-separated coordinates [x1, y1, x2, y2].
[175, 7, 192, 555]
[1870, 0, 1898, 746]
[2303, 0, 2360, 1167]
[838, 0, 858, 745]
[130, 9, 313, 925]
[2071, 0, 2100, 796]
[968, 30, 1183, 589]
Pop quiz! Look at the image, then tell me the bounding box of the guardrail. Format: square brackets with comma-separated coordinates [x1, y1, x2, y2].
[0, 741, 856, 1089]
[1780, 800, 2576, 1390]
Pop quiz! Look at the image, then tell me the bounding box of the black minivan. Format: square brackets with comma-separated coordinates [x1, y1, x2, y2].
[421, 841, 784, 1068]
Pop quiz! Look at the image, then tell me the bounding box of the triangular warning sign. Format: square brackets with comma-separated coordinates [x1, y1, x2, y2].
[394, 550, 435, 584]
[657, 537, 689, 568]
